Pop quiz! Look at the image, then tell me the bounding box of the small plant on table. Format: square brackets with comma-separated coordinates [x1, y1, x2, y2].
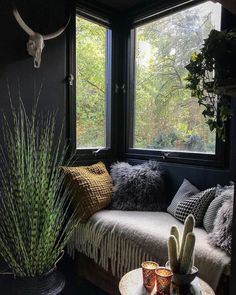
[167, 215, 198, 285]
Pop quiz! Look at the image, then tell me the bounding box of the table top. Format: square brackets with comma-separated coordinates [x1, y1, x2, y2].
[119, 268, 215, 295]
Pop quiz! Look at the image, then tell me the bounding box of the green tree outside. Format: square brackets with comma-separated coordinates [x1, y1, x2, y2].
[75, 2, 221, 153]
[76, 16, 106, 148]
[134, 1, 221, 153]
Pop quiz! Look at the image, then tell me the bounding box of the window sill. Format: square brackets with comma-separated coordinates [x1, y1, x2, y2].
[72, 147, 113, 161]
[125, 148, 227, 168]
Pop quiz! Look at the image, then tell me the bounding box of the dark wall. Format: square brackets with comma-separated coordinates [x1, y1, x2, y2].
[0, 0, 69, 142]
[0, 0, 236, 292]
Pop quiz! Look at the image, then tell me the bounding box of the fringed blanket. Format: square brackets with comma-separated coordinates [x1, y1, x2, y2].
[67, 210, 230, 291]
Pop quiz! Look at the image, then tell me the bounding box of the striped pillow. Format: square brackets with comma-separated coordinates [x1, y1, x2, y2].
[203, 185, 234, 233]
[175, 187, 216, 226]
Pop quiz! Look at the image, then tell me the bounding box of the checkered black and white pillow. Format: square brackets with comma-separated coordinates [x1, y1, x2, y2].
[175, 187, 216, 226]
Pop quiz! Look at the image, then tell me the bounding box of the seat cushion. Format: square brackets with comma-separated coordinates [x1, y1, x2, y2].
[69, 210, 230, 291]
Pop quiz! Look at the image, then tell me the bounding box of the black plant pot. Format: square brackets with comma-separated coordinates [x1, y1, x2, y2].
[0, 269, 65, 295]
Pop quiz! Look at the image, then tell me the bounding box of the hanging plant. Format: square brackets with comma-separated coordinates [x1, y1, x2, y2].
[185, 29, 236, 141]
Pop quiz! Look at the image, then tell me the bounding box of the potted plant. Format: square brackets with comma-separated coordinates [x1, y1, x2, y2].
[185, 29, 236, 141]
[167, 215, 198, 285]
[0, 100, 78, 294]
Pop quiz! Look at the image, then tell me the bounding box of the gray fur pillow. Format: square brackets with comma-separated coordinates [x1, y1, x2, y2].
[208, 190, 234, 255]
[110, 161, 165, 211]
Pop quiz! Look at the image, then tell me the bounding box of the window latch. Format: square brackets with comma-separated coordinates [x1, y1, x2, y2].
[68, 74, 74, 86]
[162, 152, 170, 160]
[92, 148, 108, 156]
[121, 84, 126, 94]
[115, 83, 126, 94]
[115, 84, 119, 94]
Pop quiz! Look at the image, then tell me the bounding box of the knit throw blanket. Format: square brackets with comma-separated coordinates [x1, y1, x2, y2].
[67, 210, 230, 291]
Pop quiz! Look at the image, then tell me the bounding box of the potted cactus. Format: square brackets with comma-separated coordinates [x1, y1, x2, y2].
[167, 215, 198, 285]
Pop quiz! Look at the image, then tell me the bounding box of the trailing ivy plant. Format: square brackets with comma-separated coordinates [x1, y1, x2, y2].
[0, 99, 78, 277]
[185, 29, 236, 141]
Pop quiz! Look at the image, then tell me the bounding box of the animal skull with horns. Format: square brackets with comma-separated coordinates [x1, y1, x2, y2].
[12, 4, 70, 68]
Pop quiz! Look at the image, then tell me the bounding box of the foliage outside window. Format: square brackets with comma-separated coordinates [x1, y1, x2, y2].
[76, 16, 108, 149]
[132, 1, 221, 154]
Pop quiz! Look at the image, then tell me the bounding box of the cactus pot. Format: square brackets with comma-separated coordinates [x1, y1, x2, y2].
[166, 261, 198, 285]
[172, 267, 198, 285]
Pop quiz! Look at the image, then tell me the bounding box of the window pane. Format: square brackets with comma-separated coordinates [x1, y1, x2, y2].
[133, 1, 221, 154]
[76, 16, 107, 149]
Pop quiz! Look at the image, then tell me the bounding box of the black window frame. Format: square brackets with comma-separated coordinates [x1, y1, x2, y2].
[67, 3, 115, 162]
[125, 0, 229, 168]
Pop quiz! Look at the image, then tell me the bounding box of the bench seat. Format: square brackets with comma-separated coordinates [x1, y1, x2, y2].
[68, 210, 230, 291]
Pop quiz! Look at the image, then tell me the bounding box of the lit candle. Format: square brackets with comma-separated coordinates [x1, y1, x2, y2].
[141, 261, 159, 291]
[155, 267, 173, 295]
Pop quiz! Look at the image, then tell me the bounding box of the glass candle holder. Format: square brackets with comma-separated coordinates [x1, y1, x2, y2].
[155, 267, 173, 295]
[141, 261, 158, 291]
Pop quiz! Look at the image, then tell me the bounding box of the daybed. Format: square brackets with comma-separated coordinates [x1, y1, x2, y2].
[68, 209, 230, 294]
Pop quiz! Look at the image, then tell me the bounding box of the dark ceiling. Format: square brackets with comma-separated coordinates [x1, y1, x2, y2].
[94, 0, 148, 10]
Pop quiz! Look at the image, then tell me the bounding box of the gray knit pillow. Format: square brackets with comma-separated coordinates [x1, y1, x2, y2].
[203, 185, 233, 233]
[167, 179, 200, 216]
[110, 161, 165, 211]
[175, 187, 216, 226]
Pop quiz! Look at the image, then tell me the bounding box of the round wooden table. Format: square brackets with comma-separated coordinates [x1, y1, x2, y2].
[119, 268, 215, 295]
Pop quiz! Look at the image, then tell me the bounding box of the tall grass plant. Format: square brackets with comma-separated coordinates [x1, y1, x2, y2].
[0, 99, 77, 277]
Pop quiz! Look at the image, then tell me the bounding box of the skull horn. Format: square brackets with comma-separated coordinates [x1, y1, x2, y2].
[43, 17, 71, 40]
[12, 5, 35, 36]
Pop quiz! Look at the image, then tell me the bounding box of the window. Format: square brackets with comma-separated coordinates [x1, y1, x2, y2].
[130, 1, 222, 154]
[76, 16, 111, 149]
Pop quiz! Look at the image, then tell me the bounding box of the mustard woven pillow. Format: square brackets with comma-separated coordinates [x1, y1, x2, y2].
[62, 162, 112, 222]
